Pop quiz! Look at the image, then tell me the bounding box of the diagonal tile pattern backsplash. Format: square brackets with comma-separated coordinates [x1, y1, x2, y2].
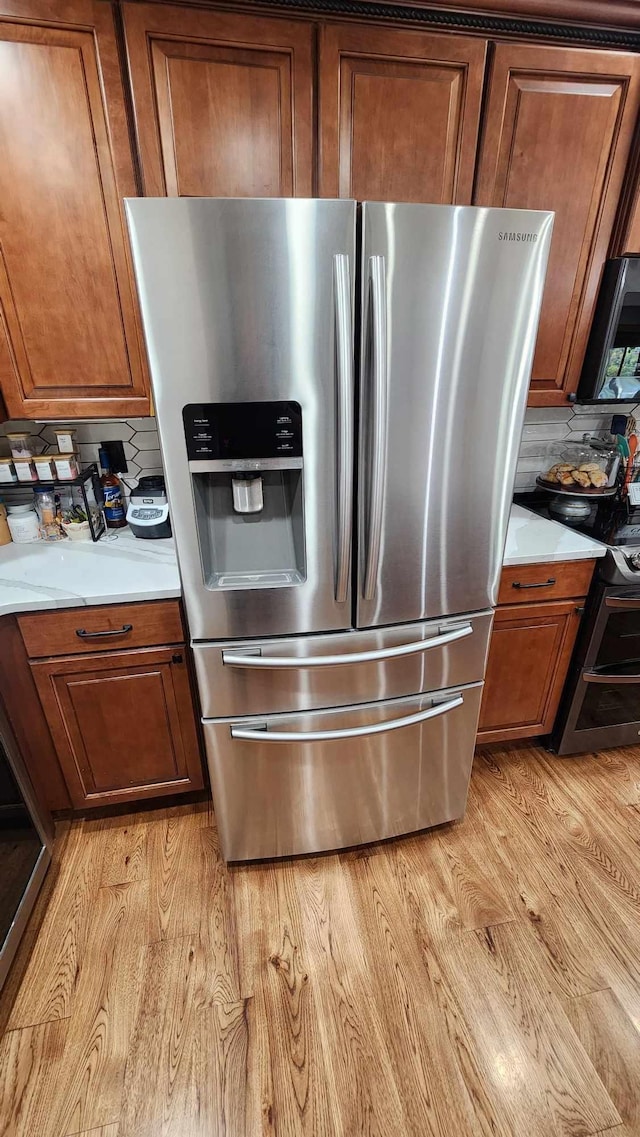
[0, 417, 161, 499]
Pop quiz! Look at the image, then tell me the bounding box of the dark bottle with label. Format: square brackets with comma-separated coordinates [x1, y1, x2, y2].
[99, 448, 127, 529]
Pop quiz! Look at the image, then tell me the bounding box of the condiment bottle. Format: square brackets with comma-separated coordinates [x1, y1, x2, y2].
[99, 448, 127, 529]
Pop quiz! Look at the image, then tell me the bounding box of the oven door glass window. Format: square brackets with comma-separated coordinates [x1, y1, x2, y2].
[577, 600, 640, 730]
[0, 740, 43, 947]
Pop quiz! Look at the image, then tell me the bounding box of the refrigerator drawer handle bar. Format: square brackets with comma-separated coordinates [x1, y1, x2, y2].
[230, 694, 464, 743]
[334, 253, 354, 605]
[221, 621, 473, 668]
[363, 255, 388, 602]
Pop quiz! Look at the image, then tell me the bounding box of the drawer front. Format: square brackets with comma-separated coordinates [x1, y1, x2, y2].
[498, 560, 596, 605]
[194, 610, 493, 718]
[18, 599, 184, 659]
[203, 683, 483, 860]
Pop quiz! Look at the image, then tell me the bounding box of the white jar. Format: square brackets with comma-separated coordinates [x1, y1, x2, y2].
[7, 503, 41, 543]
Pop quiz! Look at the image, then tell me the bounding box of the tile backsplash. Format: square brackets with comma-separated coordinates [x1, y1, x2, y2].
[515, 403, 640, 492]
[0, 417, 162, 499]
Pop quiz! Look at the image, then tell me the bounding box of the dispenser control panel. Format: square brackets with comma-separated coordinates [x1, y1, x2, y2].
[183, 401, 303, 466]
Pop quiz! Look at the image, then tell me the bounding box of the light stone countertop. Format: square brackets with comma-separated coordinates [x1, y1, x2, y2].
[0, 527, 181, 617]
[0, 506, 606, 618]
[503, 504, 607, 567]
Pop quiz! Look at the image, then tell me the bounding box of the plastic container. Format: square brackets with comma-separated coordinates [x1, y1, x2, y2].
[34, 486, 64, 541]
[0, 458, 17, 484]
[54, 428, 77, 453]
[54, 452, 80, 480]
[14, 458, 38, 483]
[7, 503, 40, 543]
[538, 441, 620, 493]
[6, 432, 35, 459]
[34, 455, 57, 481]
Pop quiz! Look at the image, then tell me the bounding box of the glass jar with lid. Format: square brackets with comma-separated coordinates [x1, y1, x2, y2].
[34, 486, 64, 541]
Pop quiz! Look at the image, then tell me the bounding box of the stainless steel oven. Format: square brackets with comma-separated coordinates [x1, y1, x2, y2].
[0, 701, 53, 991]
[552, 582, 640, 753]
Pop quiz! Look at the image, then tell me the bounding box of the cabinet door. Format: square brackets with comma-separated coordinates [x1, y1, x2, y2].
[477, 599, 582, 743]
[31, 646, 203, 808]
[319, 23, 486, 202]
[123, 3, 313, 198]
[0, 1, 150, 419]
[475, 42, 640, 406]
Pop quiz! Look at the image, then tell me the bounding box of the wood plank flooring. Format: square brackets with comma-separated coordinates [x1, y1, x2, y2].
[4, 744, 640, 1135]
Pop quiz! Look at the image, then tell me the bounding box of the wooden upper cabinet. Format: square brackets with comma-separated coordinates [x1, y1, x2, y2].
[475, 42, 640, 406]
[122, 3, 313, 198]
[0, 1, 149, 420]
[318, 24, 486, 202]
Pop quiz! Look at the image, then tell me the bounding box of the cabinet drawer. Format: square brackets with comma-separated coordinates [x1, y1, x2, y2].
[498, 560, 596, 605]
[18, 600, 183, 659]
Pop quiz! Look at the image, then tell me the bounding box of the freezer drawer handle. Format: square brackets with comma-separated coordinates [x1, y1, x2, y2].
[230, 694, 464, 743]
[221, 621, 473, 669]
[334, 253, 354, 605]
[363, 255, 388, 602]
[606, 595, 640, 609]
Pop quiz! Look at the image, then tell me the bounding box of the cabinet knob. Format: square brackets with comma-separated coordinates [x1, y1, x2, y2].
[172, 652, 183, 664]
[567, 392, 578, 403]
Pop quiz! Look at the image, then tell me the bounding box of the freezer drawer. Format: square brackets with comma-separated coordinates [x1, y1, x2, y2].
[193, 610, 492, 718]
[203, 683, 483, 860]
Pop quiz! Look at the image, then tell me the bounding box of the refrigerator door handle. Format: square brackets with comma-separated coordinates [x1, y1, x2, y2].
[221, 621, 473, 668]
[334, 253, 354, 604]
[230, 694, 464, 742]
[363, 255, 388, 602]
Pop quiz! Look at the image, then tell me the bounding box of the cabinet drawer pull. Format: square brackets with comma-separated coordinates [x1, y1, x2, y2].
[511, 578, 556, 590]
[75, 624, 133, 639]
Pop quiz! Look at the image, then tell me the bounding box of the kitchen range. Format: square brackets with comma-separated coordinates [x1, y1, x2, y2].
[516, 487, 640, 754]
[126, 197, 553, 860]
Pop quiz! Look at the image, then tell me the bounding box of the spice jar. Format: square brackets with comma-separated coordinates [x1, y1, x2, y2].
[6, 432, 35, 459]
[34, 486, 64, 541]
[34, 455, 57, 481]
[54, 428, 77, 453]
[0, 458, 17, 484]
[53, 453, 80, 480]
[6, 503, 40, 543]
[14, 458, 38, 483]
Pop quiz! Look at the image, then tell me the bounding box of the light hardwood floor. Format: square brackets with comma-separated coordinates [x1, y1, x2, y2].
[3, 742, 640, 1135]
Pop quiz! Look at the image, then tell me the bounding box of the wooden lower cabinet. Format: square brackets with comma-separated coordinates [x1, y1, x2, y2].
[30, 645, 203, 808]
[477, 599, 583, 744]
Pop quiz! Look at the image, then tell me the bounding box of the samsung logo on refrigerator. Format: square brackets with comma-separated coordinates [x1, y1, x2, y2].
[498, 231, 538, 243]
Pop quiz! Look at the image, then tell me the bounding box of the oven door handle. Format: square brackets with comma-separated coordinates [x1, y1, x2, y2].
[583, 670, 640, 684]
[222, 622, 472, 668]
[230, 694, 464, 743]
[606, 595, 640, 609]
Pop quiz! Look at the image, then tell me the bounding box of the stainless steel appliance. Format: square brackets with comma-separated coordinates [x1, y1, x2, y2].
[578, 256, 640, 403]
[518, 490, 640, 754]
[0, 700, 53, 991]
[126, 198, 553, 860]
[126, 475, 172, 539]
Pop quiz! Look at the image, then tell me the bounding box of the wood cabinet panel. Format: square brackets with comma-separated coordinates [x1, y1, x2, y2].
[0, 617, 68, 812]
[31, 646, 204, 808]
[319, 23, 486, 202]
[477, 599, 582, 743]
[123, 3, 313, 198]
[498, 559, 596, 604]
[0, 1, 149, 419]
[18, 599, 184, 660]
[475, 41, 640, 405]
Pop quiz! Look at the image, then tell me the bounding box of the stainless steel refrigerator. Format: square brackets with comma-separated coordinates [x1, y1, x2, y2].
[126, 198, 553, 861]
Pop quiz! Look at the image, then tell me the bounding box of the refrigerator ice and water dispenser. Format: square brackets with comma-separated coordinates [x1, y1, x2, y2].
[183, 401, 306, 590]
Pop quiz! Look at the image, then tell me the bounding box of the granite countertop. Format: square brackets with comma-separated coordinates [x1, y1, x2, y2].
[0, 527, 181, 617]
[0, 506, 606, 618]
[504, 504, 607, 567]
